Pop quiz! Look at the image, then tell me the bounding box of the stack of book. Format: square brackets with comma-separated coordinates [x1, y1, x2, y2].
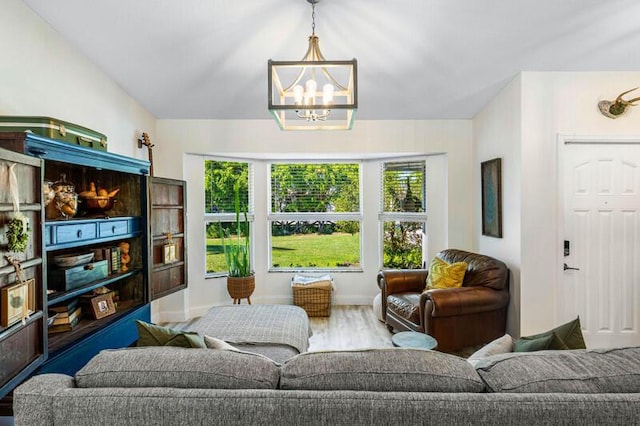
[48, 298, 82, 334]
[91, 246, 121, 274]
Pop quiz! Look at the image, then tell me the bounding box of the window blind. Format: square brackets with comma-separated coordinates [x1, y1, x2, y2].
[381, 160, 426, 213]
[270, 163, 360, 214]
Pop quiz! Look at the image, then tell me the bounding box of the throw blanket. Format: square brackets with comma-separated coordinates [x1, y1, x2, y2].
[186, 305, 311, 353]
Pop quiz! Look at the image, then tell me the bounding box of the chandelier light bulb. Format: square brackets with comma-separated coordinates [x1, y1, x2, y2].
[293, 85, 304, 105]
[322, 84, 334, 105]
[305, 79, 317, 102]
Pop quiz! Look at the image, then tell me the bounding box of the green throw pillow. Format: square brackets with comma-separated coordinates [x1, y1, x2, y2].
[524, 317, 586, 350]
[136, 320, 206, 348]
[514, 333, 554, 352]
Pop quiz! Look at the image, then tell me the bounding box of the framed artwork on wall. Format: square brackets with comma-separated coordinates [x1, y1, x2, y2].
[481, 158, 503, 238]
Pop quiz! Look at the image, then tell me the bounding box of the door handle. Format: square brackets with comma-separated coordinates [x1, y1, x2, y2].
[563, 263, 580, 271]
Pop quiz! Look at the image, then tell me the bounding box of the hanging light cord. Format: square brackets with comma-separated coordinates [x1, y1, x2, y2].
[311, 1, 316, 36]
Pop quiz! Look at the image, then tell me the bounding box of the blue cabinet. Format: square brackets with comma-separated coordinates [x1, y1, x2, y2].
[39, 304, 150, 375]
[0, 132, 152, 386]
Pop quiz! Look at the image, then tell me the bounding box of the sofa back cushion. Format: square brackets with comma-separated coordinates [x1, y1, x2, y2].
[280, 348, 484, 392]
[75, 347, 280, 389]
[438, 249, 508, 290]
[476, 347, 640, 393]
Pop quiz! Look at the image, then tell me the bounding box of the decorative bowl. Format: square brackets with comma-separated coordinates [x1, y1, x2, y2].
[80, 195, 117, 213]
[53, 252, 94, 268]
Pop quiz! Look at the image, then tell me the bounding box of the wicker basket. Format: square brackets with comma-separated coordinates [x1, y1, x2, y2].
[292, 276, 333, 317]
[227, 275, 255, 303]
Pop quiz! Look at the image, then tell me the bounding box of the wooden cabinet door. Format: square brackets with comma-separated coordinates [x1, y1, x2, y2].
[0, 147, 45, 399]
[148, 177, 187, 300]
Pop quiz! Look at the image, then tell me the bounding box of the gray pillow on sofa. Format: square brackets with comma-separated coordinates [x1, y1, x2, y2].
[476, 346, 640, 393]
[280, 348, 484, 392]
[75, 346, 280, 389]
[467, 334, 514, 367]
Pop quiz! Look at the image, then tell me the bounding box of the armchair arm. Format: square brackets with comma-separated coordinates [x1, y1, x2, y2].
[421, 286, 509, 318]
[377, 270, 428, 294]
[377, 270, 428, 322]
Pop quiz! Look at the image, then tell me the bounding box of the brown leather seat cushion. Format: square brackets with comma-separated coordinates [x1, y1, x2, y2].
[387, 293, 421, 323]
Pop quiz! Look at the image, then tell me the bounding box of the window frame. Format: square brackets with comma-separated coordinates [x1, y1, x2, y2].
[267, 160, 364, 272]
[378, 157, 428, 270]
[204, 158, 254, 278]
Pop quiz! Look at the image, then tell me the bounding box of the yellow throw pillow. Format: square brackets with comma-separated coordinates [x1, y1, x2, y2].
[425, 257, 467, 290]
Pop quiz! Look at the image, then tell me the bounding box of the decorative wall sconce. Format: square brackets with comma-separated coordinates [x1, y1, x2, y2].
[598, 87, 640, 119]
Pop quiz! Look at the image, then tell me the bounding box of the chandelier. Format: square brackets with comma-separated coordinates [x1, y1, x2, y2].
[268, 0, 357, 130]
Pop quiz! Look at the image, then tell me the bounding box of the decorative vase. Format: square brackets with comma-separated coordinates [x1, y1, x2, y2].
[227, 275, 255, 304]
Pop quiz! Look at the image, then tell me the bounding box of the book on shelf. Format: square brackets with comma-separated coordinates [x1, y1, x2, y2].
[49, 298, 79, 314]
[91, 246, 121, 274]
[110, 246, 121, 274]
[48, 312, 81, 334]
[51, 306, 81, 326]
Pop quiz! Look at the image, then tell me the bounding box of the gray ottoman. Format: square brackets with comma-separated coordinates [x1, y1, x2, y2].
[186, 304, 312, 363]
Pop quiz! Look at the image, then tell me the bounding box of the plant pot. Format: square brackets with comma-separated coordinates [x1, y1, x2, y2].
[227, 275, 255, 304]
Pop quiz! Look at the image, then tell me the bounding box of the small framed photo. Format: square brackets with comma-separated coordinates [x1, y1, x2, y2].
[1, 278, 36, 327]
[163, 243, 177, 264]
[89, 293, 116, 320]
[481, 158, 503, 238]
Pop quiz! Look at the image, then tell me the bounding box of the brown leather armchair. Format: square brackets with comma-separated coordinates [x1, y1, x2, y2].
[377, 249, 509, 353]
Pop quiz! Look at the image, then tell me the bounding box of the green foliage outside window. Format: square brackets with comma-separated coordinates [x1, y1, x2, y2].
[382, 161, 426, 269]
[205, 160, 249, 214]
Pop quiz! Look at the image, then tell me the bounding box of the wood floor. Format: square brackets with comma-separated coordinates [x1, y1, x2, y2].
[163, 305, 395, 351]
[308, 305, 394, 351]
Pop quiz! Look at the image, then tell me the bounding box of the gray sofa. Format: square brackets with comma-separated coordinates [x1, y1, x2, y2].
[14, 346, 640, 425]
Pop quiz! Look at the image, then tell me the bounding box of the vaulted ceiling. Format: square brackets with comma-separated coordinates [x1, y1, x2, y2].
[23, 0, 640, 120]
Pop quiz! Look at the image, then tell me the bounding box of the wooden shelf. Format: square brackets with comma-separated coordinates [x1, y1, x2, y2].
[0, 311, 43, 340]
[47, 268, 142, 306]
[152, 232, 184, 242]
[152, 204, 184, 209]
[47, 300, 142, 354]
[0, 257, 42, 275]
[0, 203, 41, 212]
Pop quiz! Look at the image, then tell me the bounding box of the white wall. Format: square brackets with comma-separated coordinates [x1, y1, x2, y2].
[475, 71, 640, 337]
[519, 72, 640, 335]
[154, 119, 474, 321]
[0, 0, 156, 158]
[473, 75, 522, 337]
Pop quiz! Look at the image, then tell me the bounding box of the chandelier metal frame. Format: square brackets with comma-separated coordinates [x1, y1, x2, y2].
[268, 0, 358, 130]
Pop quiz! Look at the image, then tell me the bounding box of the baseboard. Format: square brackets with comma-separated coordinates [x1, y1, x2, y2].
[156, 295, 378, 322]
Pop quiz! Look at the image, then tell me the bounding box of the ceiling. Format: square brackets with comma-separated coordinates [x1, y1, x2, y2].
[23, 0, 640, 120]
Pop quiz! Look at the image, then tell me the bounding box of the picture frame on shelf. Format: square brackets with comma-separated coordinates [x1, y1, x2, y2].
[481, 158, 503, 238]
[1, 278, 36, 327]
[87, 292, 116, 320]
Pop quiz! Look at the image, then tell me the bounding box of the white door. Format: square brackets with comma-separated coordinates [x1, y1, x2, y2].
[562, 142, 640, 348]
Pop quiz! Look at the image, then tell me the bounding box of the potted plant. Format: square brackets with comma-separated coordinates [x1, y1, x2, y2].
[220, 181, 254, 304]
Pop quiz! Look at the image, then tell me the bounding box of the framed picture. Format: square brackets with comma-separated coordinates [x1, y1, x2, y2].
[88, 292, 116, 320]
[481, 158, 503, 238]
[163, 243, 177, 264]
[1, 278, 36, 327]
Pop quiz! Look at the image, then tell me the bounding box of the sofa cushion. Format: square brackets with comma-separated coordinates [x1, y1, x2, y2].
[425, 257, 467, 290]
[467, 334, 513, 367]
[136, 320, 206, 348]
[75, 347, 280, 389]
[280, 348, 484, 392]
[476, 347, 640, 393]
